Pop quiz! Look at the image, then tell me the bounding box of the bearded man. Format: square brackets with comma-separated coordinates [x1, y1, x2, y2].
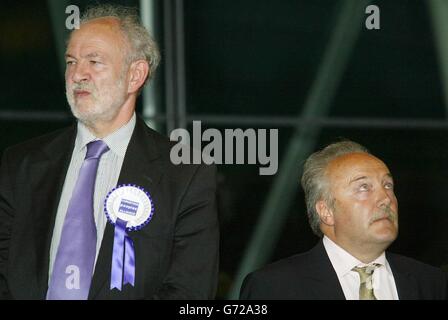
[0, 4, 219, 300]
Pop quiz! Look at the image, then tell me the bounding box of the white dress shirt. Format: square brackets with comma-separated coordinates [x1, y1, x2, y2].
[323, 236, 399, 300]
[48, 113, 136, 281]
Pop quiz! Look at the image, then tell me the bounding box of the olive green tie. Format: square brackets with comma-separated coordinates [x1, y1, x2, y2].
[352, 264, 380, 300]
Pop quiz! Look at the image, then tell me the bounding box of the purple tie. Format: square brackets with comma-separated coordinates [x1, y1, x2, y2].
[47, 140, 109, 300]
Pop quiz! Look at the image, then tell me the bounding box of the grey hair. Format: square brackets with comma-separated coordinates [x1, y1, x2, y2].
[80, 4, 161, 86]
[301, 140, 370, 237]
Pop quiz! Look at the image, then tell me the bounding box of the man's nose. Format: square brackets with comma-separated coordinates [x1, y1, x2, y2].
[377, 187, 393, 208]
[70, 62, 91, 83]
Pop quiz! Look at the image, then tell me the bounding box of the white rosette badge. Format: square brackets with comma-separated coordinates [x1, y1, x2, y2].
[104, 184, 154, 290]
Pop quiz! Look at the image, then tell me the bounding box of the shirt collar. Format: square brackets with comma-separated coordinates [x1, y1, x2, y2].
[323, 236, 387, 278]
[74, 112, 136, 157]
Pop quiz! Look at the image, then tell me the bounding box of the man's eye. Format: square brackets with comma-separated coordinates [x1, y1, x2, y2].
[66, 61, 75, 65]
[384, 182, 394, 189]
[359, 184, 369, 191]
[90, 60, 101, 65]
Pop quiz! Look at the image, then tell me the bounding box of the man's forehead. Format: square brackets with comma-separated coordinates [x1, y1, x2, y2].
[327, 152, 391, 178]
[68, 17, 123, 45]
[80, 16, 121, 31]
[66, 18, 127, 56]
[65, 51, 103, 59]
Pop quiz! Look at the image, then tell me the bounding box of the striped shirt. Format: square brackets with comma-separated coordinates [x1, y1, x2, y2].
[48, 113, 136, 281]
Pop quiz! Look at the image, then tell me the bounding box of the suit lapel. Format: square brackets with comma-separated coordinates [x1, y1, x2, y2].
[89, 117, 163, 299]
[303, 245, 419, 300]
[31, 126, 77, 298]
[307, 245, 419, 300]
[386, 252, 419, 300]
[304, 241, 346, 299]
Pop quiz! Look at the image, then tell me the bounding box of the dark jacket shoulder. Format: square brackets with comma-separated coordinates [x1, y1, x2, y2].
[387, 252, 446, 277]
[1, 125, 74, 160]
[240, 242, 344, 300]
[387, 251, 448, 299]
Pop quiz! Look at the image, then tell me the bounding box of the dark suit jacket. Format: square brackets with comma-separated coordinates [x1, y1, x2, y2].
[240, 240, 447, 300]
[0, 117, 219, 299]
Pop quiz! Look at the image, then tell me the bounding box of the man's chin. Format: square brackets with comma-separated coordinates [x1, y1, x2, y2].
[70, 107, 99, 125]
[70, 107, 121, 127]
[372, 229, 398, 245]
[72, 98, 94, 110]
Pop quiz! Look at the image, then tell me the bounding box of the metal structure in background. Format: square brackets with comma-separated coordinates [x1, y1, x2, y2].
[228, 0, 371, 299]
[47, 0, 71, 78]
[428, 0, 448, 114]
[162, 0, 187, 134]
[3, 110, 448, 130]
[140, 0, 162, 132]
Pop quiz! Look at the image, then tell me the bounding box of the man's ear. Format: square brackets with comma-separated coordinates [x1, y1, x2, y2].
[127, 60, 149, 94]
[316, 200, 335, 226]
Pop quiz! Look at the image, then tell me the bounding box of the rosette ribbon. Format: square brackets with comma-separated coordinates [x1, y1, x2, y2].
[110, 218, 135, 290]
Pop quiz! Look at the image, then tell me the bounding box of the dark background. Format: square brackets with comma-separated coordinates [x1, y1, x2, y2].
[1, 0, 448, 299]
